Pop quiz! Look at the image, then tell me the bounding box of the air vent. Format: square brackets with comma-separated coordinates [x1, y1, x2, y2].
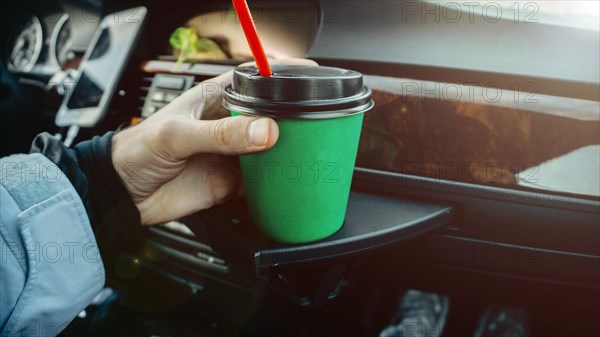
[134, 60, 238, 274]
[137, 76, 153, 115]
[142, 224, 228, 273]
[138, 61, 234, 118]
[131, 61, 261, 291]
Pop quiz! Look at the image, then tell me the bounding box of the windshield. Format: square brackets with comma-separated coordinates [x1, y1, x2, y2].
[444, 1, 600, 29]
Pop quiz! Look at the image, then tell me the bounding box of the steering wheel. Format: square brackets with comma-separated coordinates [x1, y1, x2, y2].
[0, 62, 54, 156]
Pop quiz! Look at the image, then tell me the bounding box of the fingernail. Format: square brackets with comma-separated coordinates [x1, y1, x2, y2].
[248, 118, 270, 147]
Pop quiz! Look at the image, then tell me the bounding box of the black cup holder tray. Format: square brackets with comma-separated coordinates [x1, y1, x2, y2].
[185, 191, 454, 279]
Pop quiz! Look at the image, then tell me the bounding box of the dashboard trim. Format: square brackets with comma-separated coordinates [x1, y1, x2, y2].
[353, 167, 600, 213]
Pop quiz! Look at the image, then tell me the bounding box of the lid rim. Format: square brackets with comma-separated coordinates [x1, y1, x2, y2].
[223, 65, 373, 119]
[223, 99, 374, 120]
[223, 85, 373, 106]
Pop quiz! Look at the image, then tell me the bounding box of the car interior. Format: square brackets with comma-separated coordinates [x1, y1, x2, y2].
[0, 0, 599, 336]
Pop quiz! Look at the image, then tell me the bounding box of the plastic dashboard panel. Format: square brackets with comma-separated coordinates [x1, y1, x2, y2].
[187, 191, 454, 279]
[351, 168, 600, 288]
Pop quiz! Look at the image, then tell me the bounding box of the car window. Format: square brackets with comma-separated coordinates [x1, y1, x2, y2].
[356, 75, 600, 198]
[308, 1, 600, 86]
[309, 1, 600, 199]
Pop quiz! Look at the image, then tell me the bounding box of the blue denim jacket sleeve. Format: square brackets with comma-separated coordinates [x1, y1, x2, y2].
[0, 153, 105, 337]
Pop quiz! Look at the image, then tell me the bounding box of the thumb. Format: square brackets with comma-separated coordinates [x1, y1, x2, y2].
[166, 116, 279, 159]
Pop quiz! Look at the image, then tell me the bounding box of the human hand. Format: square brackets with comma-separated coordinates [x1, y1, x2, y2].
[112, 58, 317, 225]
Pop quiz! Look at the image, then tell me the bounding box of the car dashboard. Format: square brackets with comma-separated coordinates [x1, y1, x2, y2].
[1, 0, 599, 336]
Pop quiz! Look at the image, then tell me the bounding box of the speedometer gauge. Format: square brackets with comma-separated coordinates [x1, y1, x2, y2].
[8, 16, 43, 72]
[51, 14, 73, 67]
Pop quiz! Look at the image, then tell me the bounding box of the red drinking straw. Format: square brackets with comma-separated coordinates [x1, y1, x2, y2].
[232, 0, 272, 76]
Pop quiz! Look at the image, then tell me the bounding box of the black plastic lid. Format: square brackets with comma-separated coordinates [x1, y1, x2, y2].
[223, 65, 374, 119]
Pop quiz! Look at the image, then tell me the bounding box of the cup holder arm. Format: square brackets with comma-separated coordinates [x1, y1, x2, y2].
[187, 191, 455, 279]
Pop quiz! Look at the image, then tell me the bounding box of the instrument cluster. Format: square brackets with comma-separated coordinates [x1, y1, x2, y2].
[4, 4, 99, 75]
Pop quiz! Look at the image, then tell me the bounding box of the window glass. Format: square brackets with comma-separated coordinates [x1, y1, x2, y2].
[445, 1, 600, 29]
[357, 75, 600, 198]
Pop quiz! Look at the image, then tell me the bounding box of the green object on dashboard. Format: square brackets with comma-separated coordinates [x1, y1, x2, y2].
[169, 27, 227, 63]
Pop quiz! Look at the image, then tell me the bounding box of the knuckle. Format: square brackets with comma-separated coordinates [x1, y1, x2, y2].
[210, 176, 234, 206]
[207, 159, 238, 206]
[211, 185, 230, 206]
[209, 119, 230, 149]
[156, 120, 178, 141]
[150, 119, 181, 155]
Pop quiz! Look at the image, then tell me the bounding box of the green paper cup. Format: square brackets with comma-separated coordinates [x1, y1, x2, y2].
[223, 65, 374, 243]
